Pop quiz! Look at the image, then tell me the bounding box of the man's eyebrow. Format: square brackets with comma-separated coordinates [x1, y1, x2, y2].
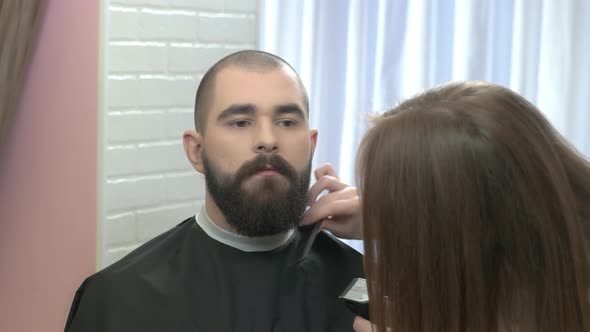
[217, 104, 257, 121]
[275, 103, 306, 119]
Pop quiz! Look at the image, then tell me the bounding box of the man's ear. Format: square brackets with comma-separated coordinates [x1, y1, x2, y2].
[183, 130, 204, 173]
[310, 129, 318, 156]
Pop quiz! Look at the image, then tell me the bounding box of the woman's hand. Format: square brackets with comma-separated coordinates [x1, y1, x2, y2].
[353, 316, 373, 331]
[301, 164, 363, 240]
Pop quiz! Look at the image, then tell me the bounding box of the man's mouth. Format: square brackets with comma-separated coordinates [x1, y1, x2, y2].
[254, 165, 281, 176]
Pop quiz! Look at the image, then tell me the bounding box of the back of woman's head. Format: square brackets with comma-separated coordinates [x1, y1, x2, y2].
[357, 81, 590, 331]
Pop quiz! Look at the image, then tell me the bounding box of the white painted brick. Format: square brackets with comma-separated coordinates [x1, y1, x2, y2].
[165, 173, 206, 201]
[165, 109, 193, 138]
[106, 142, 191, 177]
[137, 77, 197, 108]
[109, 9, 139, 40]
[138, 12, 169, 40]
[136, 204, 197, 241]
[137, 76, 196, 107]
[193, 200, 204, 212]
[106, 176, 166, 211]
[198, 16, 257, 43]
[138, 77, 172, 107]
[104, 249, 129, 267]
[169, 78, 197, 106]
[103, 246, 138, 267]
[136, 142, 192, 173]
[111, 0, 169, 6]
[171, 0, 258, 12]
[139, 11, 198, 41]
[110, 44, 167, 73]
[105, 146, 139, 176]
[108, 78, 139, 108]
[104, 212, 137, 246]
[168, 46, 234, 73]
[107, 111, 166, 143]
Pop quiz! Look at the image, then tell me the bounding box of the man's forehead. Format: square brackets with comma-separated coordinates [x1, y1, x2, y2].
[210, 66, 306, 110]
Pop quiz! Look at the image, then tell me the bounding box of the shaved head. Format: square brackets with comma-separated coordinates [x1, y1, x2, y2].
[193, 50, 309, 133]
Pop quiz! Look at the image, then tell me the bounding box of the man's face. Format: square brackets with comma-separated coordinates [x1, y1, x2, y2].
[196, 66, 317, 236]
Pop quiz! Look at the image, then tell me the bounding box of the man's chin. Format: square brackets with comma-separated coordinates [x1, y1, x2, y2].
[244, 189, 289, 205]
[242, 175, 291, 193]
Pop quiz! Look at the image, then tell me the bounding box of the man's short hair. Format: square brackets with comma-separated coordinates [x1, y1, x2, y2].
[193, 50, 310, 133]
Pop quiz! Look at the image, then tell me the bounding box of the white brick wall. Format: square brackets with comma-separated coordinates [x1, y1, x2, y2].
[103, 0, 259, 267]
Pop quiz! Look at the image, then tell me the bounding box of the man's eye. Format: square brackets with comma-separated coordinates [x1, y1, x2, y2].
[277, 120, 297, 128]
[230, 120, 251, 128]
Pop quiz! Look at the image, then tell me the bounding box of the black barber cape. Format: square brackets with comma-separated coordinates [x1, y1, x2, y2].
[65, 217, 363, 332]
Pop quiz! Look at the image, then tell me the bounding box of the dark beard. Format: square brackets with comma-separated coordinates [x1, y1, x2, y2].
[202, 152, 311, 237]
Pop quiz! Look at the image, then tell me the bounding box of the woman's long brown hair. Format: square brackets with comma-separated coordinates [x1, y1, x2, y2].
[356, 81, 590, 331]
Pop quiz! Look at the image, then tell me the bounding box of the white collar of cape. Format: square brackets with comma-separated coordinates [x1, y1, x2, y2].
[195, 206, 296, 252]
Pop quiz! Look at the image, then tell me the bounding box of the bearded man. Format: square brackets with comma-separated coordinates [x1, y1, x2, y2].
[65, 50, 363, 332]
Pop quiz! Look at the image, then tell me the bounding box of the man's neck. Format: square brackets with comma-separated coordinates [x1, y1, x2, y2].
[204, 192, 238, 233]
[198, 193, 296, 252]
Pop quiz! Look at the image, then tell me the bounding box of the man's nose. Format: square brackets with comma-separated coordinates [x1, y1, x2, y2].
[255, 123, 278, 153]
